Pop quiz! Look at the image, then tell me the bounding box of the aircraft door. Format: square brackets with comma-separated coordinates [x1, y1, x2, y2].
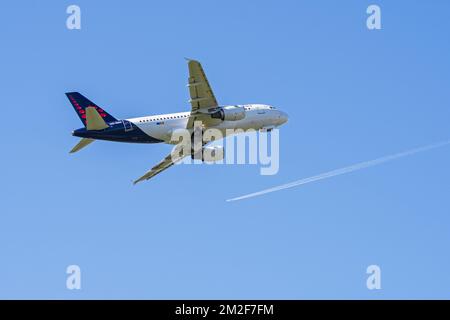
[123, 120, 133, 132]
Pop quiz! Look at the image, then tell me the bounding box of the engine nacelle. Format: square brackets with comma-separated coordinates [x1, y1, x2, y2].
[211, 106, 245, 121]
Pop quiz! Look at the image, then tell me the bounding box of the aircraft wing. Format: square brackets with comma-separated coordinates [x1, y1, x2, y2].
[186, 59, 222, 128]
[133, 126, 210, 184]
[134, 60, 221, 183]
[187, 59, 218, 111]
[133, 145, 189, 184]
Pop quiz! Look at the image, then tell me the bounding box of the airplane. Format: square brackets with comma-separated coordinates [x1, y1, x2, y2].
[66, 59, 289, 184]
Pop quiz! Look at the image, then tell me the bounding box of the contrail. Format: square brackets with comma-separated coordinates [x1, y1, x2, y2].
[227, 140, 450, 202]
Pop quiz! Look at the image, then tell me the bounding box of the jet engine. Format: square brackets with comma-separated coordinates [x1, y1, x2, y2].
[211, 106, 245, 121]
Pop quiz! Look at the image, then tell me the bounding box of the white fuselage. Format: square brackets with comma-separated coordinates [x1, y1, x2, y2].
[128, 104, 288, 144]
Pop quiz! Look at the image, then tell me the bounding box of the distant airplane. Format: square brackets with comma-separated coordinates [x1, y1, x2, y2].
[66, 59, 288, 184]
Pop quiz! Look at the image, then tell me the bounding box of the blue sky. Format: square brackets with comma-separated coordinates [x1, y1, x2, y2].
[1, 0, 450, 299]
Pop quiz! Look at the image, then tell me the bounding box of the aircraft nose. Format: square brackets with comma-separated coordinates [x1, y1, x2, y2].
[277, 111, 288, 125]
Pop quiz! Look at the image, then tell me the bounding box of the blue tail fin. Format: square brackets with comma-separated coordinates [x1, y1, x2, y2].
[65, 92, 117, 126]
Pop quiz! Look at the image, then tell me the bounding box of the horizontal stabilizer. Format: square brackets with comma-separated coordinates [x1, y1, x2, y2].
[86, 107, 109, 131]
[70, 138, 94, 153]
